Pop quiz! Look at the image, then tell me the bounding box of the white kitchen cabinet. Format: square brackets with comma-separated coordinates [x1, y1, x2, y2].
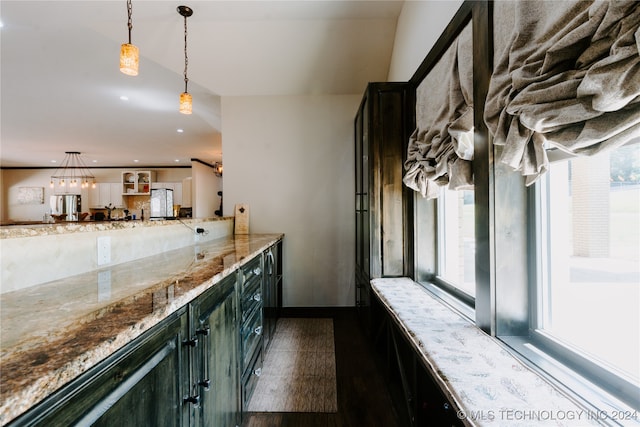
[110, 183, 124, 208]
[122, 171, 155, 195]
[182, 177, 192, 208]
[88, 184, 125, 208]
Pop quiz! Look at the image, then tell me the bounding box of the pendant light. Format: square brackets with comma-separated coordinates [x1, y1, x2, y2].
[120, 0, 139, 76]
[50, 152, 96, 189]
[178, 5, 193, 114]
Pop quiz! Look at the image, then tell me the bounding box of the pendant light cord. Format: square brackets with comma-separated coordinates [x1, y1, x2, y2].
[127, 0, 133, 44]
[183, 14, 189, 93]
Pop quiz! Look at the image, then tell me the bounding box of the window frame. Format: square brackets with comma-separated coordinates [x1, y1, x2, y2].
[408, 0, 638, 416]
[514, 147, 640, 411]
[435, 188, 477, 301]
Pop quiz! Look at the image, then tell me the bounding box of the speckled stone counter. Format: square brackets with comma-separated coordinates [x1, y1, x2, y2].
[0, 233, 283, 425]
[0, 217, 231, 240]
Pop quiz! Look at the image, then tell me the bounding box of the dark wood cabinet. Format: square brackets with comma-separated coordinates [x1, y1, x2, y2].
[188, 273, 240, 427]
[238, 254, 264, 412]
[354, 82, 414, 334]
[370, 292, 463, 427]
[262, 240, 282, 351]
[11, 308, 190, 427]
[9, 239, 284, 427]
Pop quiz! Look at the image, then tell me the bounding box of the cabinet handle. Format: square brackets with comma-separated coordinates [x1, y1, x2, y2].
[199, 326, 211, 396]
[266, 251, 275, 274]
[184, 395, 200, 405]
[196, 327, 210, 336]
[254, 368, 262, 377]
[182, 337, 198, 347]
[254, 326, 263, 336]
[253, 292, 262, 302]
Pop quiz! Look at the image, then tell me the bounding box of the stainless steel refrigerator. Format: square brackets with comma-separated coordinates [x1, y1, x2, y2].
[50, 195, 81, 221]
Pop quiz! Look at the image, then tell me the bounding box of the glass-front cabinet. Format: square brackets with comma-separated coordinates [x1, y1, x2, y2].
[354, 82, 413, 335]
[122, 171, 155, 195]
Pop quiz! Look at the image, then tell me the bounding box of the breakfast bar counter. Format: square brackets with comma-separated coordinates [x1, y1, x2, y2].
[0, 231, 283, 425]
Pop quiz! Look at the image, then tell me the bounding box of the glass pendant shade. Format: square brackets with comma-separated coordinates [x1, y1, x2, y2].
[180, 92, 193, 115]
[120, 43, 139, 76]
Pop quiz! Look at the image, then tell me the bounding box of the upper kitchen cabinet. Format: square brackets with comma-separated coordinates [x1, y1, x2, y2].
[122, 171, 155, 195]
[88, 183, 124, 209]
[354, 82, 414, 333]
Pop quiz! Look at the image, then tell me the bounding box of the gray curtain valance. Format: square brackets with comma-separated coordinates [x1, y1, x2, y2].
[403, 23, 474, 199]
[485, 0, 640, 185]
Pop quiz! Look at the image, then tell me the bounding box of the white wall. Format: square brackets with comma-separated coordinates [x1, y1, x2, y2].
[192, 162, 222, 218]
[218, 2, 464, 307]
[387, 0, 464, 81]
[222, 95, 358, 307]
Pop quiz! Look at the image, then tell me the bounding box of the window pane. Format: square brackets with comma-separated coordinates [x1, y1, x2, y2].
[437, 188, 475, 296]
[541, 143, 640, 384]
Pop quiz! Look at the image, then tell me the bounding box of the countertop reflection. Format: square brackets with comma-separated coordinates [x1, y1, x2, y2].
[0, 233, 283, 425]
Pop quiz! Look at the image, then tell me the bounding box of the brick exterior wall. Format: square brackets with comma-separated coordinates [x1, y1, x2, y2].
[571, 154, 610, 258]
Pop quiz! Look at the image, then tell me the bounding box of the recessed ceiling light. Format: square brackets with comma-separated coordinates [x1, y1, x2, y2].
[177, 128, 184, 133]
[51, 160, 57, 163]
[120, 95, 129, 101]
[175, 159, 180, 163]
[92, 160, 98, 163]
[133, 159, 139, 163]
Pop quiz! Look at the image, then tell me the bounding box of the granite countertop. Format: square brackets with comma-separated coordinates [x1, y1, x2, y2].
[0, 217, 233, 240]
[0, 233, 283, 425]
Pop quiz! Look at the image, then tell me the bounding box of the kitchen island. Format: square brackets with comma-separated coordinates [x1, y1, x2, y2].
[0, 221, 283, 425]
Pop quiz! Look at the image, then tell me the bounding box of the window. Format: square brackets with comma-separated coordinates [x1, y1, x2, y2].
[437, 188, 476, 298]
[536, 142, 640, 390]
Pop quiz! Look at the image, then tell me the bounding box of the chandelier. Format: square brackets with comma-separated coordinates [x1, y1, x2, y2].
[50, 152, 96, 189]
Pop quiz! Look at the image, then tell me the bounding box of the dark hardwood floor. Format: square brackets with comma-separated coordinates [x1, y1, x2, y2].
[241, 308, 404, 427]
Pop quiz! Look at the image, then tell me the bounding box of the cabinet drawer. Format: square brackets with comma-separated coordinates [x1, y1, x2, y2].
[241, 281, 262, 319]
[241, 256, 262, 293]
[241, 306, 263, 370]
[242, 348, 262, 410]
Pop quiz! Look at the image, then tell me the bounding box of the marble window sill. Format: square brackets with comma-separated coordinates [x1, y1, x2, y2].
[371, 277, 603, 427]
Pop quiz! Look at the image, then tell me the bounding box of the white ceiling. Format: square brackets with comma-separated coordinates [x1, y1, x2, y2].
[0, 0, 403, 168]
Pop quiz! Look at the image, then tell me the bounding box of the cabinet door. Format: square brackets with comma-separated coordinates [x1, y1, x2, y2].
[172, 183, 183, 206]
[182, 178, 192, 208]
[109, 183, 124, 208]
[11, 308, 190, 427]
[88, 185, 101, 208]
[189, 274, 240, 427]
[88, 184, 110, 208]
[263, 246, 278, 350]
[136, 171, 152, 194]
